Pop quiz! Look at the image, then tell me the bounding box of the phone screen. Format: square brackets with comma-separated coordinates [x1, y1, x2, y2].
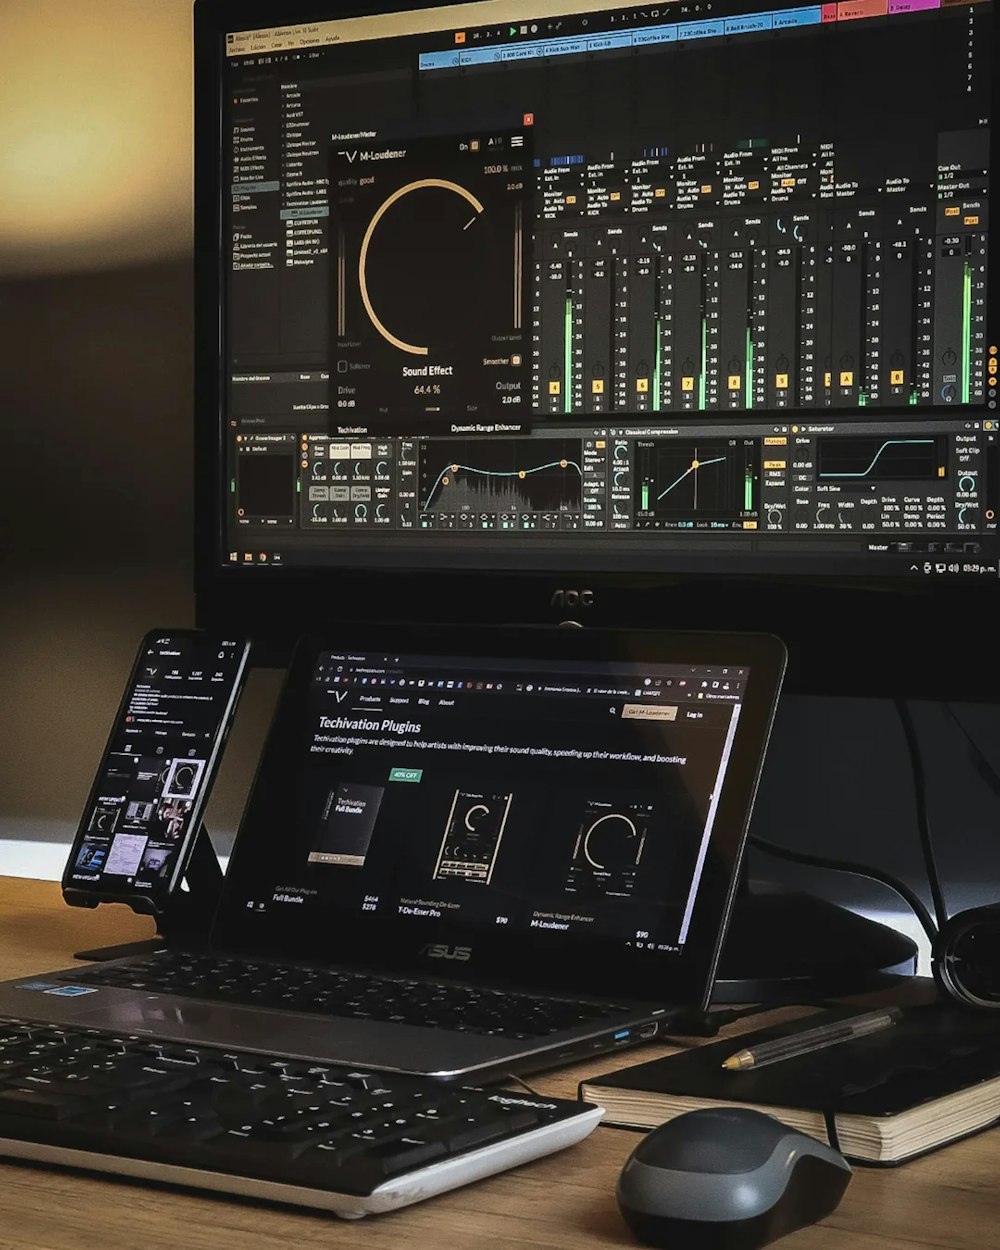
[62, 631, 250, 906]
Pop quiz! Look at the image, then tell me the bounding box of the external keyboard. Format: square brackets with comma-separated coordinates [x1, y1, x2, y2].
[0, 1017, 602, 1217]
[79, 952, 631, 1039]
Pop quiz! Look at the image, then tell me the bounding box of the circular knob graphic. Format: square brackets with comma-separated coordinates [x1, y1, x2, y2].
[172, 763, 197, 792]
[464, 803, 489, 831]
[359, 179, 485, 357]
[583, 812, 642, 871]
[436, 794, 506, 879]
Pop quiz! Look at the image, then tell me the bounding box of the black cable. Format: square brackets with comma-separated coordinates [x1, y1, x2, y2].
[503, 1073, 541, 1097]
[665, 1004, 766, 1038]
[944, 702, 1000, 801]
[747, 832, 938, 946]
[894, 697, 949, 934]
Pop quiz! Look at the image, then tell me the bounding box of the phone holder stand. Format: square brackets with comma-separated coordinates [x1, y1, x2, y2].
[73, 824, 224, 962]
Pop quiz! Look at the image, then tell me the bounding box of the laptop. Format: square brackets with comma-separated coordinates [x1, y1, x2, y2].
[0, 624, 785, 1082]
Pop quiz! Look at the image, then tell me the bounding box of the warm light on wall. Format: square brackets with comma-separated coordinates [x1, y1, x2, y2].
[0, 0, 192, 275]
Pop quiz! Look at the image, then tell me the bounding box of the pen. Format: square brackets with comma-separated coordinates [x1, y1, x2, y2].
[721, 1007, 902, 1071]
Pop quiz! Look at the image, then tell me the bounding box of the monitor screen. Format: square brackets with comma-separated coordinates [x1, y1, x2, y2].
[211, 624, 786, 1000]
[223, 647, 748, 959]
[195, 0, 999, 693]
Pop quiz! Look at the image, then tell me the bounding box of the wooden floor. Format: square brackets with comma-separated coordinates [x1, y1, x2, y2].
[0, 877, 994, 1249]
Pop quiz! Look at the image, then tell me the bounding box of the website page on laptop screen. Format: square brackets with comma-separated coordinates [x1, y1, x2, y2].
[227, 650, 748, 956]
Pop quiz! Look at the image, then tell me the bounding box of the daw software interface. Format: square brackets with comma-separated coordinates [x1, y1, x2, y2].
[225, 650, 746, 953]
[219, 0, 997, 581]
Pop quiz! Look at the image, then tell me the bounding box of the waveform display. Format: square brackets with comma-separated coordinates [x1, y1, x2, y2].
[816, 436, 948, 481]
[419, 438, 583, 513]
[633, 438, 758, 520]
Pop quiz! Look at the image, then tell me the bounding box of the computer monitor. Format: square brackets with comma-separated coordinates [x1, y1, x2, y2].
[194, 0, 998, 695]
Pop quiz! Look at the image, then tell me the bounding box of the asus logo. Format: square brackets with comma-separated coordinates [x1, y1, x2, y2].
[549, 588, 595, 609]
[420, 943, 472, 961]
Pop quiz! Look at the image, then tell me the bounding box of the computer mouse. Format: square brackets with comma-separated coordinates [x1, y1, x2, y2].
[616, 1107, 851, 1249]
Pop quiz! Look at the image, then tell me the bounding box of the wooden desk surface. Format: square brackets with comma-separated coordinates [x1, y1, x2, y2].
[0, 876, 994, 1250]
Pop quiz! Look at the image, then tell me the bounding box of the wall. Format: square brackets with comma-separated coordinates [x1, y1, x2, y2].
[0, 259, 284, 867]
[0, 1, 281, 871]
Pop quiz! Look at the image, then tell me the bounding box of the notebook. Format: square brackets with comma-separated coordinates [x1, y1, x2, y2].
[0, 623, 785, 1082]
[578, 1002, 1000, 1163]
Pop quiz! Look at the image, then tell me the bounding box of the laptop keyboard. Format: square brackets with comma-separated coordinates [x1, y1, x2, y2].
[0, 1017, 601, 1216]
[77, 953, 633, 1040]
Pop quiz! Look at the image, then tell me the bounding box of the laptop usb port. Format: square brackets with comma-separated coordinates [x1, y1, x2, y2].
[614, 1030, 630, 1041]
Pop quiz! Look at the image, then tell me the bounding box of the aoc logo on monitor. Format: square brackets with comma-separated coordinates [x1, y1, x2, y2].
[549, 588, 595, 609]
[420, 943, 472, 962]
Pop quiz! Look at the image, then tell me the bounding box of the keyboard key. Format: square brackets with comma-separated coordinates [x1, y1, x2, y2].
[445, 1116, 529, 1153]
[367, 1136, 447, 1175]
[154, 1114, 223, 1144]
[0, 1087, 93, 1120]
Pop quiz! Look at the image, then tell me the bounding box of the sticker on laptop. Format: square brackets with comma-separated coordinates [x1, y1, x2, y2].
[42, 986, 99, 997]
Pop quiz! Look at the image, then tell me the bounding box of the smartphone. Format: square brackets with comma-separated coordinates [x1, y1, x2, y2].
[62, 630, 251, 913]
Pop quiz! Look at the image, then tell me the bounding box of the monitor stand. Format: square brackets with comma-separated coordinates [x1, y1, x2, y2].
[712, 881, 919, 1004]
[73, 825, 223, 962]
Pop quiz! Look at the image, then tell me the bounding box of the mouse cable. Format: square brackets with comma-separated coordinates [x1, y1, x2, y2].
[893, 696, 949, 934]
[746, 832, 937, 945]
[502, 1073, 541, 1097]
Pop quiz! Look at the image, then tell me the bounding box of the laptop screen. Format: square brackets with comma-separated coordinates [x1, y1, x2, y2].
[216, 627, 783, 1002]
